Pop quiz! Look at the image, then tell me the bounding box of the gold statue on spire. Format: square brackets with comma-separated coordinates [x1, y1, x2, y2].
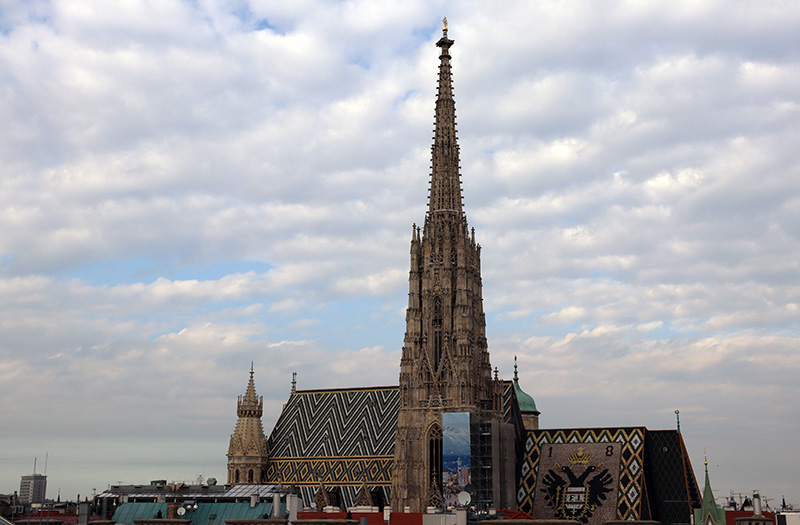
[443, 17, 448, 30]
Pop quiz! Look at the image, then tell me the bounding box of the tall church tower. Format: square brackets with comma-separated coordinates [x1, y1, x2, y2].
[227, 364, 269, 484]
[392, 21, 509, 512]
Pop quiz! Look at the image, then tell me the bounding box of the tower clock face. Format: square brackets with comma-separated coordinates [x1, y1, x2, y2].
[533, 442, 621, 525]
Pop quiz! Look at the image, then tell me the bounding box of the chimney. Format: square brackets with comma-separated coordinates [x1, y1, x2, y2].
[250, 493, 259, 508]
[78, 501, 90, 525]
[272, 492, 281, 518]
[753, 493, 763, 517]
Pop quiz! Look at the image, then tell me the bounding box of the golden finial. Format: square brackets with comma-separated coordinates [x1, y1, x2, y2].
[443, 17, 448, 31]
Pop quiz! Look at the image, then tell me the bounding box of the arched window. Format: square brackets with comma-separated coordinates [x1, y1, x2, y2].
[433, 297, 443, 369]
[248, 469, 254, 483]
[235, 470, 240, 483]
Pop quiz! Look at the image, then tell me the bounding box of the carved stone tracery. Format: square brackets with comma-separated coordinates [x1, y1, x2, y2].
[391, 23, 504, 513]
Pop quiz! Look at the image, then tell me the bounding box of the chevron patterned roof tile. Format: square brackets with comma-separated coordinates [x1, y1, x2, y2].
[267, 387, 400, 458]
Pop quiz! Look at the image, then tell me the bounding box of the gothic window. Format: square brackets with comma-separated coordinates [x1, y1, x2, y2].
[427, 424, 443, 495]
[235, 470, 240, 483]
[248, 469, 254, 483]
[433, 297, 443, 369]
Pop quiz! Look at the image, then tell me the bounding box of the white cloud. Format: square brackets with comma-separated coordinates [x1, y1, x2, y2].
[2, 0, 800, 507]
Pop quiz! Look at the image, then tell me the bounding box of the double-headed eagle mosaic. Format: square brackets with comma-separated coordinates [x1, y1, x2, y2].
[540, 447, 614, 524]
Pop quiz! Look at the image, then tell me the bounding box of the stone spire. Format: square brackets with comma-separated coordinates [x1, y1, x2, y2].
[238, 362, 262, 418]
[393, 20, 509, 513]
[227, 364, 269, 485]
[428, 18, 464, 219]
[400, 20, 497, 413]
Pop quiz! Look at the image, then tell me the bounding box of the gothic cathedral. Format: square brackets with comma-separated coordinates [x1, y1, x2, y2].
[230, 22, 527, 512]
[228, 24, 701, 525]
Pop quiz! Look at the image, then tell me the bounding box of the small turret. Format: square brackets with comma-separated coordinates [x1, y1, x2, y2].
[227, 364, 269, 485]
[513, 356, 540, 430]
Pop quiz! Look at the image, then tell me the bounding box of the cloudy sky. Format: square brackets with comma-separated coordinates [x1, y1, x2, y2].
[2, 0, 800, 507]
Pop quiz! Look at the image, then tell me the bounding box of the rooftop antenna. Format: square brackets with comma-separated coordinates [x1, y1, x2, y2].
[33, 457, 37, 475]
[675, 409, 681, 433]
[291, 372, 297, 394]
[44, 452, 48, 476]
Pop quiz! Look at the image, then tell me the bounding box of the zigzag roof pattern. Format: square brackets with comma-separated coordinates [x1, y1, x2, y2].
[267, 386, 400, 458]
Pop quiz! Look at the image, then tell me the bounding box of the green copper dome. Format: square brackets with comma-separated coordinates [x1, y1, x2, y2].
[513, 357, 539, 415]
